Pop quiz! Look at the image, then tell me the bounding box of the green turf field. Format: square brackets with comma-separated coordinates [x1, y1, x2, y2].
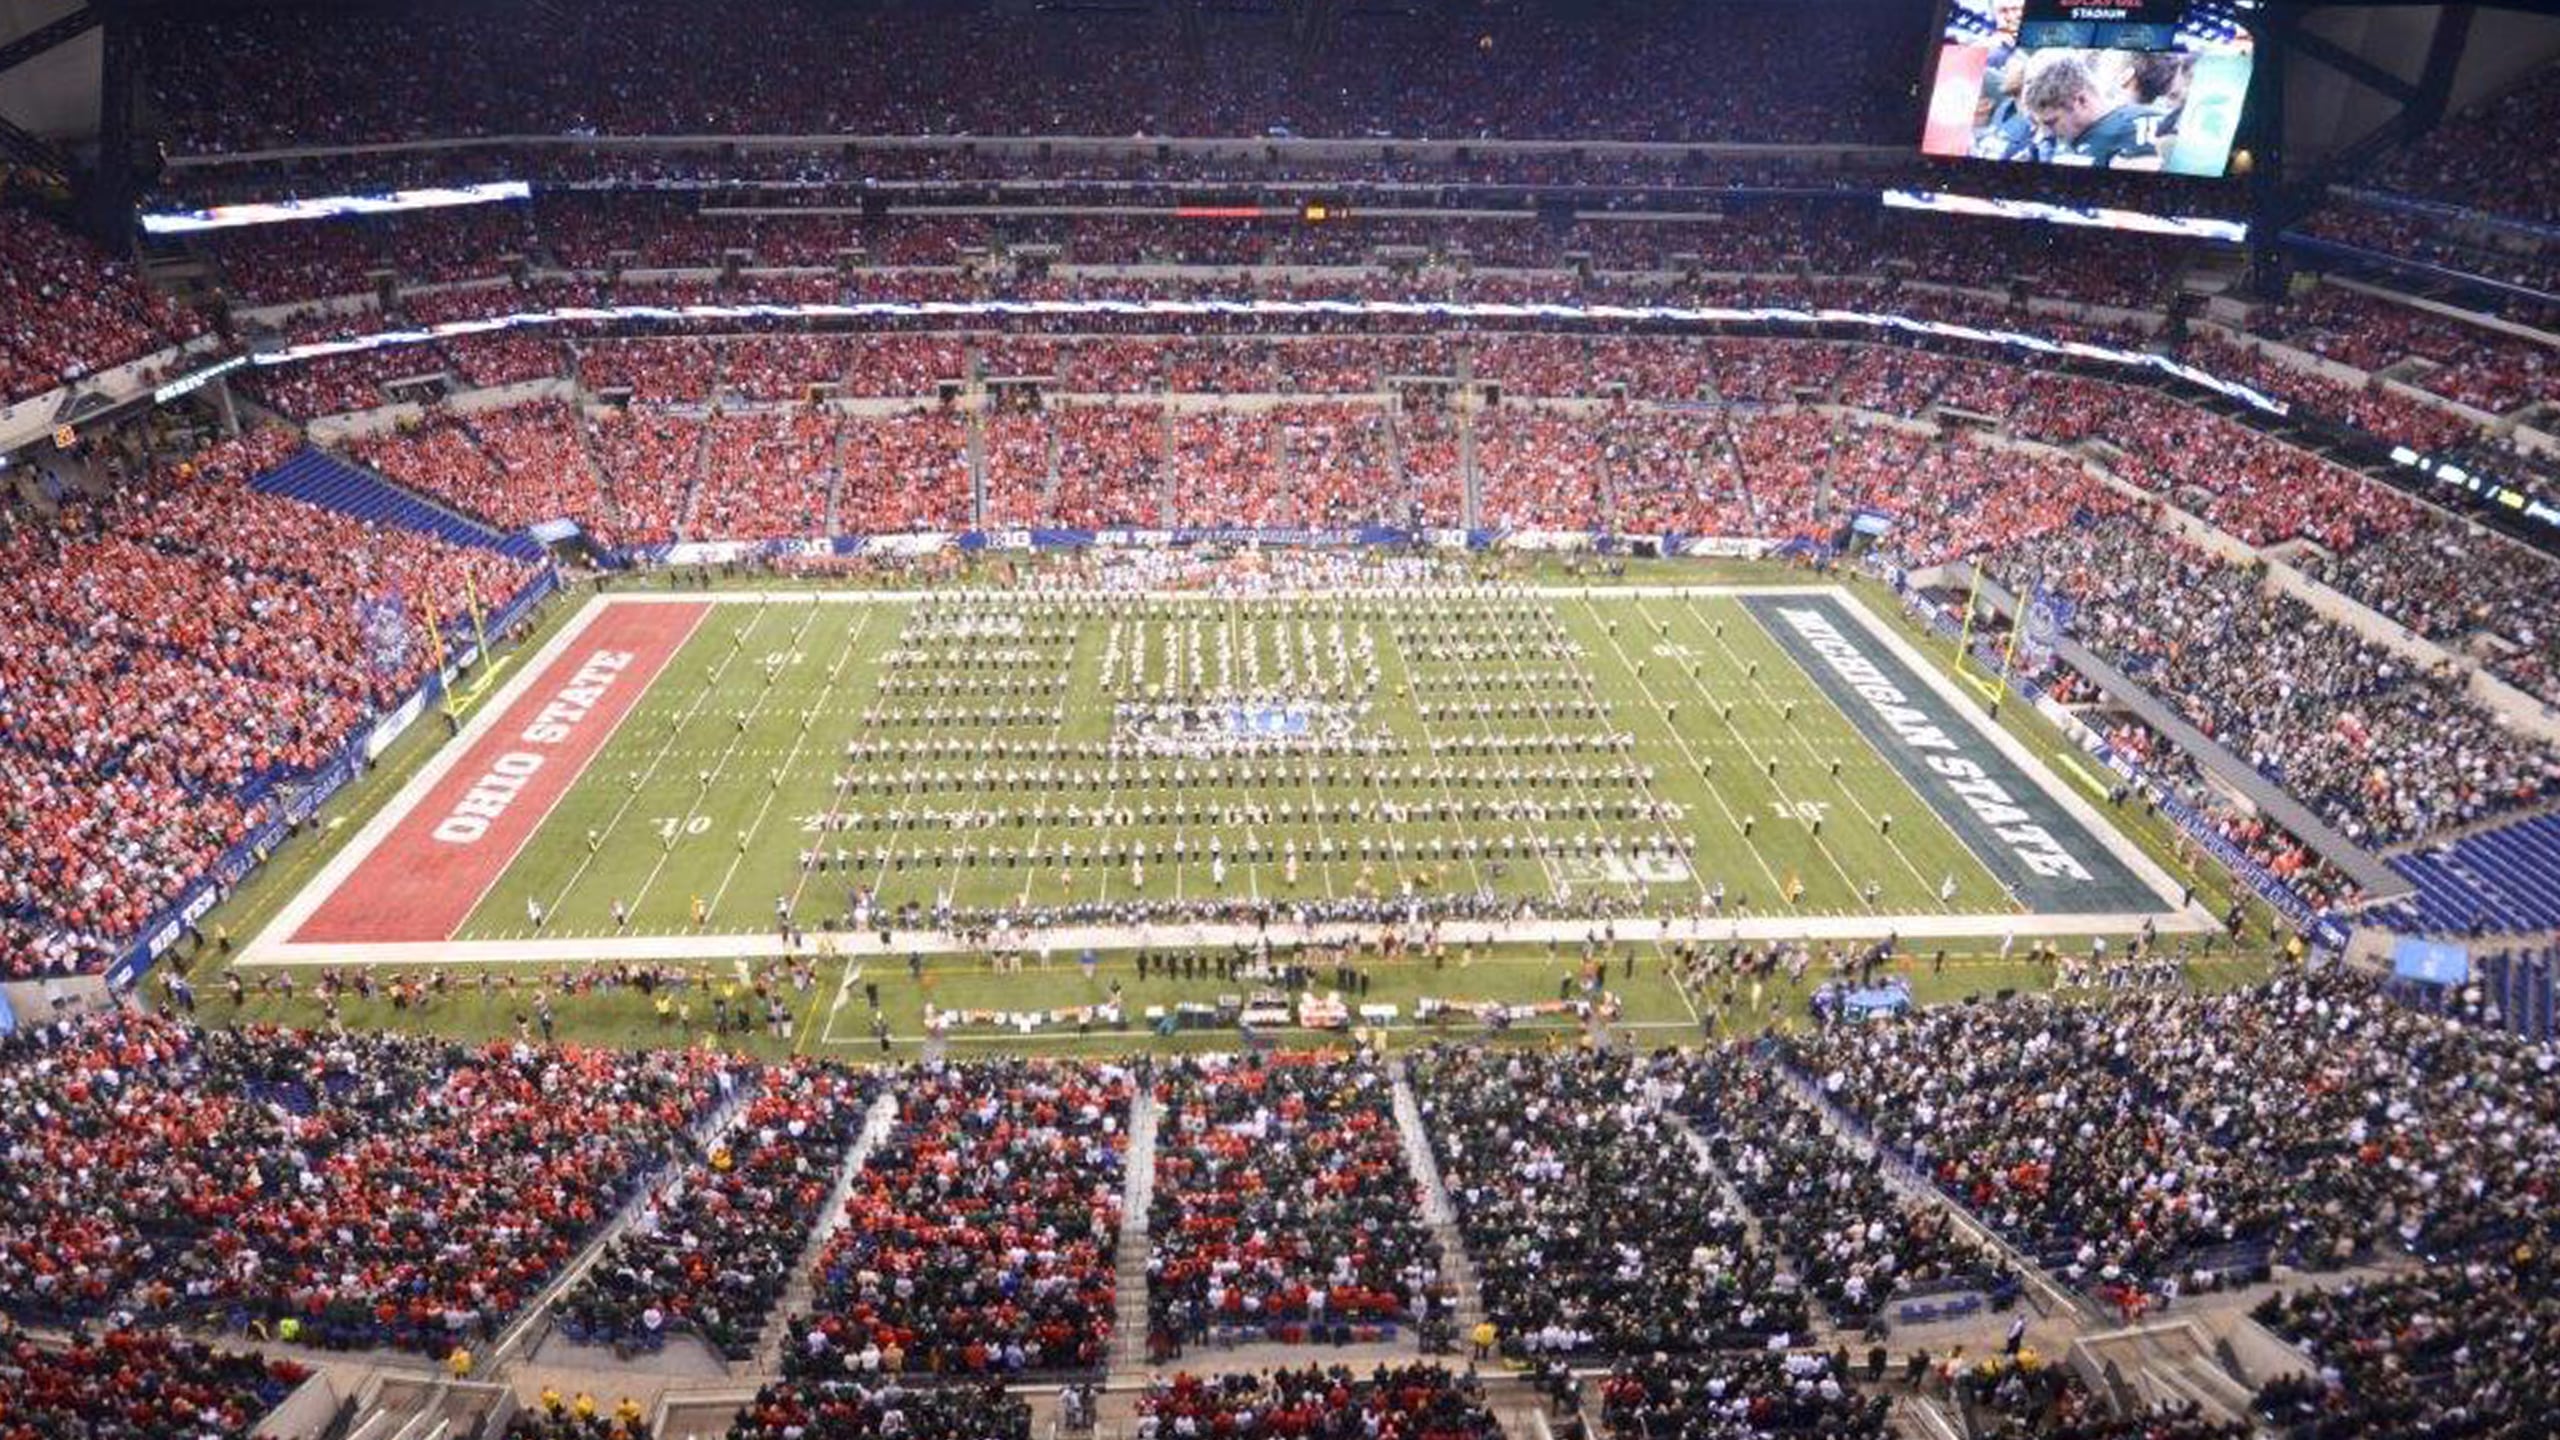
[441, 584, 2166, 941]
[184, 562, 2290, 1059]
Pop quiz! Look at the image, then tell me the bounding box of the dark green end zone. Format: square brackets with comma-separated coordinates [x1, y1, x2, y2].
[1743, 593, 2160, 914]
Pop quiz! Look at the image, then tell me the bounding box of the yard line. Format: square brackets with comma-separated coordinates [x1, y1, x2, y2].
[1468, 593, 1696, 907]
[1581, 592, 1860, 903]
[625, 603, 817, 922]
[710, 605, 877, 922]
[1396, 598, 1570, 902]
[1291, 749, 1344, 903]
[841, 603, 1044, 916]
[1005, 611, 1088, 909]
[1573, 595, 1791, 906]
[1310, 599, 1413, 901]
[541, 606, 768, 922]
[1500, 595, 1705, 907]
[784, 602, 909, 920]
[1375, 611, 1489, 900]
[1668, 594, 1958, 908]
[1067, 611, 1136, 909]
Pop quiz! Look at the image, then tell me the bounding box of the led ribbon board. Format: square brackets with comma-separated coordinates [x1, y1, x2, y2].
[246, 296, 2293, 415]
[1882, 187, 2246, 242]
[142, 181, 534, 235]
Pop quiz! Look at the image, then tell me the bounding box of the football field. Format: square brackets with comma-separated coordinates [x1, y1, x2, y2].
[252, 578, 2194, 970]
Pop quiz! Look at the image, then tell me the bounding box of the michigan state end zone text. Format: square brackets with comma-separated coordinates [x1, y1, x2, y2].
[293, 602, 709, 944]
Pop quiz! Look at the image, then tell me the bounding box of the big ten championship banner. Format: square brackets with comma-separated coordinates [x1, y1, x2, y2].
[2016, 582, 2077, 677]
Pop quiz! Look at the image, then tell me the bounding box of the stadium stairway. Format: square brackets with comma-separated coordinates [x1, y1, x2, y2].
[751, 1089, 899, 1373]
[1659, 1100, 1808, 1305]
[1106, 1086, 1161, 1374]
[1897, 1393, 1965, 1440]
[1766, 1065, 2098, 1327]
[819, 423, 852, 535]
[490, 1082, 756, 1371]
[1388, 1062, 1489, 1339]
[253, 446, 547, 561]
[2385, 810, 2560, 933]
[2490, 945, 2560, 1041]
[2069, 1320, 2261, 1432]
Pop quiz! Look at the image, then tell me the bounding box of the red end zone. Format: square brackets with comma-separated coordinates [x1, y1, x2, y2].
[294, 601, 709, 943]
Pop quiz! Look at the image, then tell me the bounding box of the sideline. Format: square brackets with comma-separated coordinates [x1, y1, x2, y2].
[235, 906, 2214, 969]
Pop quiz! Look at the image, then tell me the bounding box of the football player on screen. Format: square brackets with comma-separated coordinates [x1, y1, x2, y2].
[2019, 51, 2166, 170]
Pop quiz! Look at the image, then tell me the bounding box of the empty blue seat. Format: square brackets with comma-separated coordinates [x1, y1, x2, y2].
[2389, 814, 2560, 936]
[251, 447, 546, 561]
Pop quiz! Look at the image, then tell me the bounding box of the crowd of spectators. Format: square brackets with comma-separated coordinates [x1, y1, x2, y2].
[145, 124, 2245, 215]
[0, 1326, 310, 1440]
[1, 427, 534, 977]
[347, 414, 517, 526]
[220, 302, 2556, 776]
[2295, 514, 2560, 707]
[2098, 717, 2362, 915]
[1135, 1364, 1502, 1440]
[222, 263, 2525, 544]
[1052, 405, 1165, 527]
[2088, 388, 2420, 553]
[1161, 406, 1396, 530]
[1595, 1351, 1892, 1440]
[1145, 1054, 1439, 1352]
[174, 183, 2553, 501]
[465, 402, 624, 540]
[1409, 1047, 1804, 1357]
[1987, 514, 2558, 845]
[832, 410, 974, 536]
[1783, 970, 2560, 1296]
[2367, 65, 2560, 225]
[1661, 1051, 2000, 1329]
[140, 2, 1929, 153]
[2294, 199, 2560, 309]
[0, 1012, 722, 1350]
[388, 346, 2148, 558]
[579, 339, 726, 403]
[694, 409, 840, 541]
[558, 1062, 877, 1361]
[587, 407, 706, 544]
[202, 203, 535, 307]
[2253, 1254, 2560, 1440]
[1, 206, 210, 406]
[2246, 283, 2559, 417]
[729, 1377, 1029, 1440]
[444, 333, 568, 391]
[505, 1401, 652, 1440]
[1956, 1359, 2248, 1440]
[791, 1059, 1131, 1377]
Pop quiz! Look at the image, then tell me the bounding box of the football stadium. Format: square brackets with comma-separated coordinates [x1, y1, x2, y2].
[1, 2, 2558, 1438]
